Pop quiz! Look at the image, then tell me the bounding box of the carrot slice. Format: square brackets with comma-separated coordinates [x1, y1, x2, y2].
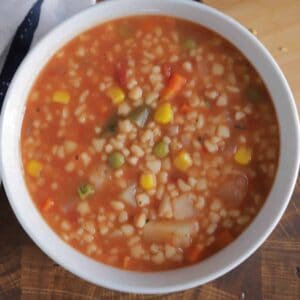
[161, 74, 187, 101]
[216, 230, 234, 249]
[186, 245, 205, 263]
[123, 256, 134, 269]
[141, 19, 155, 32]
[42, 198, 54, 213]
[180, 103, 192, 113]
[100, 104, 109, 114]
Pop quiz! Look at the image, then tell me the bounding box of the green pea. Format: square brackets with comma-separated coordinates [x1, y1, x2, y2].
[78, 183, 95, 200]
[246, 86, 262, 102]
[118, 24, 133, 38]
[153, 140, 169, 158]
[108, 151, 125, 169]
[182, 38, 197, 51]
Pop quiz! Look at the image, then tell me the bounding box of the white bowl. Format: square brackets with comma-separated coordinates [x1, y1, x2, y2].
[0, 0, 299, 294]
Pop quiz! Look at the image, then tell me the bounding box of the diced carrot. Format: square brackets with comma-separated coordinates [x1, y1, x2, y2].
[123, 256, 134, 269]
[186, 245, 205, 263]
[115, 61, 128, 89]
[216, 230, 234, 249]
[180, 103, 192, 113]
[42, 198, 54, 213]
[161, 74, 187, 101]
[141, 19, 155, 32]
[100, 104, 109, 114]
[101, 107, 108, 114]
[91, 75, 100, 84]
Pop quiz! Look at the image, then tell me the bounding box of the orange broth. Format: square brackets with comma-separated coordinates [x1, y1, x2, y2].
[21, 16, 279, 271]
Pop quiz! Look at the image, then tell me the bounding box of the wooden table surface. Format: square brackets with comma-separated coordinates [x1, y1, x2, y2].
[1, 0, 300, 299]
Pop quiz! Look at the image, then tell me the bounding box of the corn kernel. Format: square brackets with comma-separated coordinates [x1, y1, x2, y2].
[106, 86, 125, 104]
[234, 147, 252, 165]
[52, 90, 70, 104]
[174, 151, 193, 172]
[154, 102, 173, 124]
[139, 172, 156, 190]
[27, 160, 43, 177]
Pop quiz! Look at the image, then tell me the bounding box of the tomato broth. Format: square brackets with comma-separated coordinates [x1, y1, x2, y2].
[21, 16, 279, 271]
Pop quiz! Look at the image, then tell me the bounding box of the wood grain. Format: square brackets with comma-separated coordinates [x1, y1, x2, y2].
[1, 0, 300, 299]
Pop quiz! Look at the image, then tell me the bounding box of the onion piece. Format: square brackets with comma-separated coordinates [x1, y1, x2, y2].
[89, 166, 111, 190]
[120, 184, 137, 207]
[172, 193, 197, 220]
[143, 220, 198, 247]
[168, 125, 179, 136]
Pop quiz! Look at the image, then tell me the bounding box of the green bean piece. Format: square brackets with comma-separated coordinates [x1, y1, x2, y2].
[108, 151, 125, 169]
[101, 114, 119, 137]
[78, 183, 95, 200]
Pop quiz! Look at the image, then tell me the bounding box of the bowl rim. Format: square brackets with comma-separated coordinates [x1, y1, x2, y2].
[1, 0, 299, 294]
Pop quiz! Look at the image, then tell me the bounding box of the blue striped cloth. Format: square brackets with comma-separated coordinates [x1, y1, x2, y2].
[0, 0, 43, 106]
[0, 0, 94, 111]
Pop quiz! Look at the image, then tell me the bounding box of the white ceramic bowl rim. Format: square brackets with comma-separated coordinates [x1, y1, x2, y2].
[0, 0, 299, 294]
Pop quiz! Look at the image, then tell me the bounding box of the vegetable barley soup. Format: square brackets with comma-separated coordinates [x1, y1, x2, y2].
[21, 16, 279, 271]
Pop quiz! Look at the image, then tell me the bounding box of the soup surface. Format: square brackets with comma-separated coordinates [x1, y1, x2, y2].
[21, 16, 279, 271]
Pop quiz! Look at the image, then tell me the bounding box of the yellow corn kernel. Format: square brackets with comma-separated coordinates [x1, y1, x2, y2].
[52, 90, 70, 104]
[106, 86, 125, 104]
[139, 172, 156, 190]
[154, 102, 173, 124]
[234, 147, 252, 165]
[27, 160, 43, 177]
[174, 151, 193, 172]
